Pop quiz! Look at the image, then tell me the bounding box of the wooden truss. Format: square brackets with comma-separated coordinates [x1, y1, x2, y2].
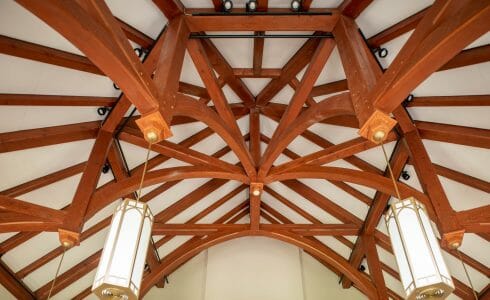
[0, 0, 489, 299]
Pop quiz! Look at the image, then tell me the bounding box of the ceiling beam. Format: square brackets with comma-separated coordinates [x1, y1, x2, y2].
[310, 79, 348, 97]
[0, 94, 117, 107]
[152, 0, 185, 20]
[0, 195, 66, 224]
[334, 15, 383, 127]
[0, 34, 102, 74]
[416, 121, 490, 149]
[439, 44, 490, 71]
[60, 130, 113, 245]
[153, 15, 190, 127]
[258, 39, 336, 177]
[184, 10, 340, 32]
[115, 17, 155, 49]
[256, 37, 321, 106]
[363, 234, 388, 299]
[369, 1, 490, 115]
[253, 31, 265, 76]
[0, 121, 100, 153]
[16, 0, 168, 140]
[201, 39, 255, 108]
[433, 163, 490, 194]
[187, 39, 256, 177]
[1, 162, 85, 198]
[0, 261, 35, 299]
[406, 95, 490, 107]
[342, 142, 408, 288]
[456, 205, 490, 233]
[338, 0, 373, 18]
[367, 7, 429, 48]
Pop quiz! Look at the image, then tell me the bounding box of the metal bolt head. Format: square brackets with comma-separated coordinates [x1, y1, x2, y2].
[146, 131, 159, 144]
[252, 188, 261, 196]
[373, 130, 386, 143]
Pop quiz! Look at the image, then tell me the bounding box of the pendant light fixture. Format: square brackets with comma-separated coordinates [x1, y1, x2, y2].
[379, 142, 455, 300]
[92, 143, 154, 300]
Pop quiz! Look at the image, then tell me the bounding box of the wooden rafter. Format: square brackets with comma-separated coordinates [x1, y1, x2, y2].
[0, 1, 489, 299]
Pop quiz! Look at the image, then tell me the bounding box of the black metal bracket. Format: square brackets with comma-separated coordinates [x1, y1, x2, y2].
[189, 33, 333, 39]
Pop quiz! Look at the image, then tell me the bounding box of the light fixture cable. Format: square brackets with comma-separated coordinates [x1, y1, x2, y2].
[136, 142, 153, 204]
[380, 141, 402, 200]
[47, 246, 67, 299]
[456, 248, 478, 300]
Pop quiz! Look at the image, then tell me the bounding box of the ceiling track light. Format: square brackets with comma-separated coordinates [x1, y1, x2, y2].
[246, 0, 257, 12]
[222, 0, 233, 12]
[290, 0, 301, 12]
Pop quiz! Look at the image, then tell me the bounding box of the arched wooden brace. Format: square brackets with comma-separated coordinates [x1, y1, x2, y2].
[266, 165, 438, 219]
[85, 166, 249, 221]
[140, 229, 377, 299]
[258, 92, 354, 179]
[0, 212, 61, 233]
[174, 93, 255, 178]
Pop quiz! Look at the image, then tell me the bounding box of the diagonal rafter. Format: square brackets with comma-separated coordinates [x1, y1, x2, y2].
[201, 39, 255, 108]
[259, 38, 336, 178]
[187, 38, 256, 178]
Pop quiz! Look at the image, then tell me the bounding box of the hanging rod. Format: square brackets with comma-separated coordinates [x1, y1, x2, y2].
[190, 11, 333, 16]
[189, 33, 334, 39]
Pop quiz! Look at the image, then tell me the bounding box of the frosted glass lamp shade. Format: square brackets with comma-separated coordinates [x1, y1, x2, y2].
[385, 197, 454, 300]
[92, 199, 153, 300]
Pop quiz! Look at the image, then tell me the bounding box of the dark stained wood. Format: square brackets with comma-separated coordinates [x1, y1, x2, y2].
[258, 39, 337, 177]
[434, 163, 490, 193]
[0, 121, 100, 153]
[372, 1, 490, 114]
[256, 37, 321, 106]
[119, 128, 241, 173]
[16, 0, 161, 117]
[289, 77, 316, 106]
[253, 32, 265, 76]
[178, 82, 209, 99]
[185, 10, 340, 32]
[310, 79, 348, 97]
[249, 108, 261, 166]
[201, 39, 255, 108]
[343, 142, 408, 288]
[440, 44, 490, 71]
[260, 93, 354, 178]
[153, 15, 189, 126]
[0, 261, 35, 299]
[406, 95, 490, 107]
[0, 35, 102, 75]
[1, 162, 86, 198]
[456, 205, 490, 233]
[35, 251, 100, 299]
[403, 126, 463, 247]
[152, 0, 185, 19]
[187, 39, 256, 177]
[416, 121, 490, 149]
[271, 133, 397, 175]
[16, 217, 111, 279]
[116, 17, 155, 49]
[363, 234, 388, 299]
[61, 130, 113, 239]
[233, 68, 282, 78]
[0, 195, 66, 224]
[367, 7, 429, 48]
[334, 15, 382, 126]
[0, 94, 117, 107]
[338, 0, 373, 18]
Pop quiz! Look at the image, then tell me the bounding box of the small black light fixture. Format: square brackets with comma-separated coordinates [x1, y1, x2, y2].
[290, 0, 301, 12]
[246, 0, 257, 12]
[401, 170, 411, 181]
[222, 0, 233, 12]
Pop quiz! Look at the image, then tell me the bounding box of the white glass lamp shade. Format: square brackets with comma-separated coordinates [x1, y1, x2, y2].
[92, 199, 153, 300]
[385, 197, 454, 300]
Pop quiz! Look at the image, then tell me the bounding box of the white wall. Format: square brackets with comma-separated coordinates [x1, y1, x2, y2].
[145, 237, 367, 300]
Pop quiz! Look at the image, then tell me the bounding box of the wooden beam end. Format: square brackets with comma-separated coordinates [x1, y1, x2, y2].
[58, 228, 80, 248]
[442, 229, 465, 249]
[136, 111, 172, 143]
[358, 110, 397, 143]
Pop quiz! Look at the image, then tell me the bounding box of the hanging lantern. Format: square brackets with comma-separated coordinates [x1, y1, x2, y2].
[92, 199, 154, 300]
[385, 197, 454, 300]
